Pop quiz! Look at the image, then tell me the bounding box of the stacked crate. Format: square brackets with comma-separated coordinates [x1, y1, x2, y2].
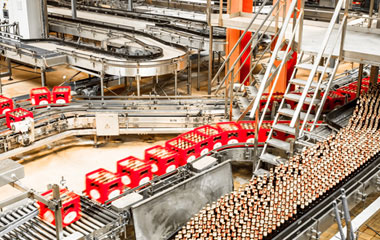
[116, 156, 152, 188]
[145, 145, 179, 175]
[38, 188, 81, 227]
[85, 168, 123, 204]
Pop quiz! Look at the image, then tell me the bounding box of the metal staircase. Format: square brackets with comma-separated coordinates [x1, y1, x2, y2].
[209, 0, 293, 120]
[253, 0, 349, 173]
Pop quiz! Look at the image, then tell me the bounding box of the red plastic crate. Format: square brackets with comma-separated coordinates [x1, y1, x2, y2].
[165, 136, 198, 166]
[38, 188, 81, 227]
[181, 130, 211, 156]
[116, 156, 152, 188]
[216, 122, 246, 145]
[194, 125, 224, 149]
[85, 168, 123, 204]
[52, 86, 71, 104]
[144, 145, 179, 175]
[30, 87, 51, 105]
[322, 91, 345, 111]
[5, 108, 33, 129]
[337, 86, 363, 101]
[0, 95, 13, 115]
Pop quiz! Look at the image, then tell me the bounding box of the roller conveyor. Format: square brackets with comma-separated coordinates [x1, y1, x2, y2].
[0, 198, 123, 240]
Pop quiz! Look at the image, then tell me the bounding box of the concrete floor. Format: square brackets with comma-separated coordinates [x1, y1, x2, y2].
[0, 58, 379, 240]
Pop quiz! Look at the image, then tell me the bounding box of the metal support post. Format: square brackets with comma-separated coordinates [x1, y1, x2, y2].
[71, 0, 77, 19]
[218, 51, 222, 84]
[253, 109, 259, 172]
[333, 201, 346, 240]
[341, 189, 355, 240]
[41, 0, 49, 38]
[100, 73, 105, 100]
[369, 65, 379, 88]
[136, 75, 141, 96]
[41, 68, 47, 87]
[368, 0, 375, 28]
[52, 184, 64, 240]
[7, 58, 12, 80]
[357, 63, 364, 98]
[174, 68, 178, 96]
[228, 68, 234, 121]
[208, 27, 214, 95]
[197, 50, 201, 91]
[128, 0, 133, 11]
[188, 54, 192, 95]
[377, 4, 380, 29]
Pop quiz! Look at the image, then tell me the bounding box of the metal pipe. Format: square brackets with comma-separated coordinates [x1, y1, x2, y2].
[333, 201, 346, 240]
[136, 75, 141, 96]
[207, 0, 213, 95]
[41, 0, 49, 38]
[174, 68, 178, 96]
[52, 184, 64, 240]
[197, 50, 201, 91]
[357, 63, 363, 98]
[71, 0, 77, 19]
[188, 54, 192, 95]
[128, 0, 133, 11]
[341, 189, 355, 240]
[41, 68, 47, 87]
[368, 0, 375, 28]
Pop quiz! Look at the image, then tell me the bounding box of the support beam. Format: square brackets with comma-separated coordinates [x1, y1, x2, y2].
[357, 63, 363, 98]
[208, 27, 213, 95]
[52, 184, 64, 240]
[197, 50, 201, 91]
[6, 58, 12, 80]
[188, 54, 192, 95]
[71, 0, 77, 19]
[41, 0, 49, 38]
[100, 73, 105, 99]
[128, 0, 133, 11]
[41, 68, 47, 87]
[174, 68, 178, 96]
[369, 65, 379, 88]
[136, 75, 141, 96]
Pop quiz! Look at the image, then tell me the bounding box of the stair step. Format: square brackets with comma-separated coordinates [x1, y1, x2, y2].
[267, 138, 291, 152]
[273, 123, 296, 135]
[245, 86, 258, 100]
[237, 96, 250, 111]
[284, 93, 321, 105]
[278, 108, 315, 120]
[253, 168, 270, 177]
[253, 74, 264, 83]
[290, 78, 318, 88]
[296, 63, 333, 73]
[260, 153, 287, 166]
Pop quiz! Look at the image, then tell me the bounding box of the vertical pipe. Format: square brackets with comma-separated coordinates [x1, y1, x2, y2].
[41, 68, 47, 87]
[136, 75, 141, 96]
[356, 63, 363, 98]
[368, 0, 375, 28]
[218, 51, 222, 84]
[197, 50, 201, 91]
[128, 0, 133, 11]
[208, 27, 214, 95]
[52, 184, 64, 240]
[229, 68, 234, 121]
[341, 189, 355, 240]
[41, 0, 49, 38]
[100, 74, 104, 100]
[188, 54, 192, 95]
[6, 58, 12, 80]
[71, 0, 77, 19]
[174, 68, 178, 96]
[253, 109, 259, 172]
[369, 65, 379, 89]
[333, 201, 346, 240]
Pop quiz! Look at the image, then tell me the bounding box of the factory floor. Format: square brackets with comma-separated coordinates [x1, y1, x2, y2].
[0, 59, 380, 240]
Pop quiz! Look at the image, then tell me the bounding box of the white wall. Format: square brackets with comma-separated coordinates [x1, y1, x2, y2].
[8, 0, 43, 39]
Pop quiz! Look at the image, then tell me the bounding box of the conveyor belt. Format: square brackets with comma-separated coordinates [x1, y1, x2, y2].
[0, 197, 122, 240]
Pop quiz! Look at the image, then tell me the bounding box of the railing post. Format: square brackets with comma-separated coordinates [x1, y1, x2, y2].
[207, 0, 213, 95]
[298, 0, 305, 53]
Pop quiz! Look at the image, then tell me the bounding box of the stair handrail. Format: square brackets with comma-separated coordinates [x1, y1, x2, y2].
[237, 0, 300, 122]
[299, 16, 347, 136]
[213, 0, 282, 96]
[289, 0, 348, 128]
[257, 10, 304, 126]
[210, 0, 271, 87]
